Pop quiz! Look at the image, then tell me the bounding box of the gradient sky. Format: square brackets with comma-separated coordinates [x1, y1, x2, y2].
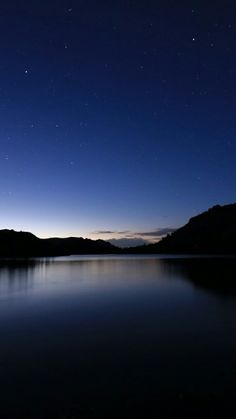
[0, 1, 235, 245]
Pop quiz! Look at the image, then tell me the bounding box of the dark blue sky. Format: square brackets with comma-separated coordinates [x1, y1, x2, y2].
[0, 1, 235, 244]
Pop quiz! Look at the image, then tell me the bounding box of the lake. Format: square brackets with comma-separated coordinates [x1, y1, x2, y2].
[0, 255, 236, 418]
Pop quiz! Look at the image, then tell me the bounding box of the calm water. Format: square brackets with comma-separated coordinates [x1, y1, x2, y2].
[0, 255, 236, 418]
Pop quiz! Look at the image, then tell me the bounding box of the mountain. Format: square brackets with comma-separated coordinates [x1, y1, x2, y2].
[1, 203, 236, 257]
[135, 203, 236, 254]
[0, 229, 118, 257]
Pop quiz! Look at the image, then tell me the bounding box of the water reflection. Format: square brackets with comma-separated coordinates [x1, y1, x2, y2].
[0, 256, 235, 418]
[0, 259, 48, 298]
[0, 256, 166, 300]
[0, 260, 36, 298]
[0, 256, 235, 300]
[160, 257, 236, 297]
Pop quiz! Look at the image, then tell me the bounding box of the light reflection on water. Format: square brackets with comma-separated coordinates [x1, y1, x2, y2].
[0, 255, 235, 418]
[0, 256, 188, 302]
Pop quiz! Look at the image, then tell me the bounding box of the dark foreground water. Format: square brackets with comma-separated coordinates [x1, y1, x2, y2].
[0, 255, 236, 419]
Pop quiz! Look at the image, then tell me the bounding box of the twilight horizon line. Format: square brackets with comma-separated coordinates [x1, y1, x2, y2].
[0, 225, 177, 248]
[1, 200, 234, 248]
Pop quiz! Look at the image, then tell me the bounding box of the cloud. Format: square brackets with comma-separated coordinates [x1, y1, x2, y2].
[108, 238, 148, 248]
[92, 230, 116, 235]
[91, 227, 176, 245]
[92, 230, 129, 235]
[136, 228, 176, 238]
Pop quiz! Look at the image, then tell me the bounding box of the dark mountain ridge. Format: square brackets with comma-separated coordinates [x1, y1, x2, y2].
[0, 230, 118, 257]
[131, 203, 236, 254]
[0, 203, 236, 257]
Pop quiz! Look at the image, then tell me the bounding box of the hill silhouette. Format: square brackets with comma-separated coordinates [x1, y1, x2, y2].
[130, 203, 236, 254]
[0, 230, 118, 257]
[1, 203, 236, 257]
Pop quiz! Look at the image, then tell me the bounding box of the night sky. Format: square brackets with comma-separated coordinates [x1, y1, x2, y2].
[0, 1, 236, 245]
